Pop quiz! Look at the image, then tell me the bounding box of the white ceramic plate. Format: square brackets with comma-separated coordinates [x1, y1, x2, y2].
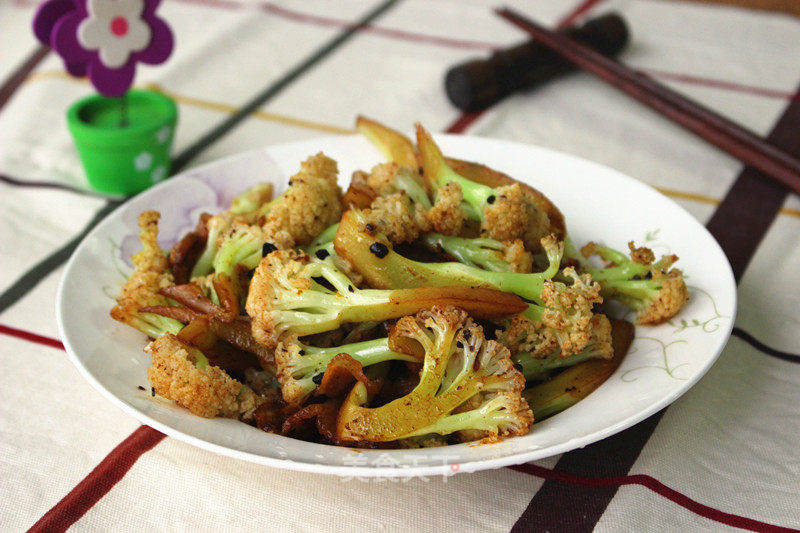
[57, 134, 736, 478]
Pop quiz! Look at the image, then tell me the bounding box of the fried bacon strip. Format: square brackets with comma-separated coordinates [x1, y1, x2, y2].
[144, 285, 274, 368]
[211, 275, 239, 322]
[140, 305, 199, 324]
[254, 399, 286, 433]
[280, 399, 341, 442]
[169, 213, 211, 284]
[175, 317, 261, 373]
[316, 353, 383, 399]
[280, 354, 383, 442]
[160, 283, 220, 315]
[342, 172, 378, 210]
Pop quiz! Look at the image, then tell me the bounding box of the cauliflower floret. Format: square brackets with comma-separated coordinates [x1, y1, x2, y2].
[482, 183, 550, 250]
[454, 391, 533, 443]
[363, 179, 464, 244]
[246, 250, 311, 349]
[350, 169, 370, 189]
[360, 160, 468, 243]
[637, 269, 689, 325]
[365, 162, 405, 196]
[587, 313, 614, 360]
[496, 266, 602, 359]
[628, 241, 655, 265]
[415, 123, 550, 250]
[261, 153, 343, 247]
[335, 306, 532, 442]
[110, 212, 182, 338]
[365, 192, 431, 245]
[427, 181, 464, 235]
[146, 334, 261, 419]
[509, 312, 614, 382]
[580, 241, 689, 324]
[502, 239, 534, 273]
[131, 211, 170, 273]
[540, 267, 602, 356]
[496, 314, 559, 358]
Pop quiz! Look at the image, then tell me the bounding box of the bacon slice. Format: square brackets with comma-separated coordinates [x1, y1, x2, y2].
[168, 213, 211, 284]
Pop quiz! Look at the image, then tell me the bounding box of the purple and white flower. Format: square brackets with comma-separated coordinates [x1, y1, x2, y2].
[33, 0, 174, 97]
[78, 0, 152, 69]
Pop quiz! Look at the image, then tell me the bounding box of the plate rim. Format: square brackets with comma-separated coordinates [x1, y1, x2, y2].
[56, 133, 737, 477]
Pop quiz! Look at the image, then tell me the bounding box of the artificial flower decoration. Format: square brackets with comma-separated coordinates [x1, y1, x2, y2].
[79, 0, 153, 70]
[33, 0, 85, 76]
[33, 0, 174, 97]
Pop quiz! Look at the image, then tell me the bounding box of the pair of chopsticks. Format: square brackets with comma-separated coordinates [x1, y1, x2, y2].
[496, 7, 800, 197]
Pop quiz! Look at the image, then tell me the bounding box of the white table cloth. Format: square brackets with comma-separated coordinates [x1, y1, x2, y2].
[1, 0, 799, 530]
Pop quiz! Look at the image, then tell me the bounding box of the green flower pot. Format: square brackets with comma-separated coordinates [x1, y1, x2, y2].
[67, 89, 177, 196]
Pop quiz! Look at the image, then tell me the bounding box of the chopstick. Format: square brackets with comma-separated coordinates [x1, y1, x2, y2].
[496, 7, 800, 197]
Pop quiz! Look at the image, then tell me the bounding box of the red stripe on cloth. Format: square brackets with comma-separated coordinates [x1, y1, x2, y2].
[639, 67, 800, 101]
[175, 0, 499, 50]
[27, 426, 166, 533]
[0, 324, 64, 350]
[260, 2, 499, 51]
[509, 464, 799, 533]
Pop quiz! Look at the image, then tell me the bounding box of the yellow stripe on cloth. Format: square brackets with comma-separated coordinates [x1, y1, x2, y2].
[18, 71, 800, 220]
[24, 71, 354, 135]
[657, 186, 799, 219]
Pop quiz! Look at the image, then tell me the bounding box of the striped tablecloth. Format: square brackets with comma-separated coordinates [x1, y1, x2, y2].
[2, 1, 799, 531]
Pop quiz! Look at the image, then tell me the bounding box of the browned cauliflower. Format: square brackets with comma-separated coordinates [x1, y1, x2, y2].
[427, 181, 465, 235]
[628, 242, 656, 265]
[495, 268, 602, 359]
[110, 211, 183, 338]
[365, 193, 431, 245]
[539, 267, 602, 356]
[246, 250, 311, 350]
[482, 182, 550, 249]
[636, 270, 688, 324]
[260, 153, 343, 248]
[146, 333, 261, 419]
[335, 306, 532, 442]
[357, 160, 464, 244]
[580, 241, 689, 324]
[509, 313, 614, 381]
[416, 123, 551, 251]
[364, 162, 408, 196]
[496, 314, 559, 358]
[187, 154, 344, 286]
[502, 239, 534, 273]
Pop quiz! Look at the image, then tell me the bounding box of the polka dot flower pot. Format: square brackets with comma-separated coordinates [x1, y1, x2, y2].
[66, 89, 177, 195]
